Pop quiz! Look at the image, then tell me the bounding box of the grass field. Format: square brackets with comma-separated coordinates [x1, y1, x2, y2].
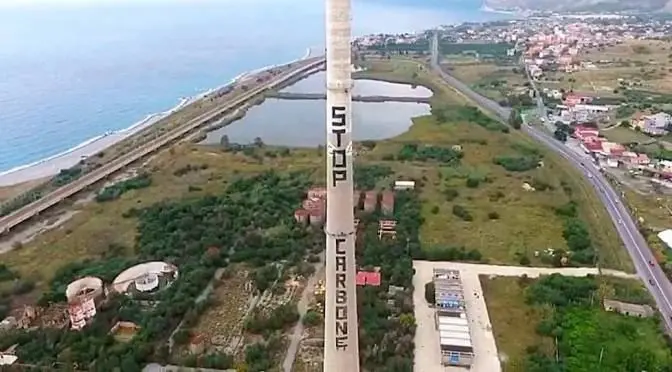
[0, 146, 324, 288]
[601, 126, 655, 144]
[0, 57, 633, 297]
[480, 276, 554, 370]
[481, 275, 658, 371]
[446, 62, 527, 102]
[540, 39, 672, 97]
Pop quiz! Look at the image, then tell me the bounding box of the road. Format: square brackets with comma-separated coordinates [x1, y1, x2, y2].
[0, 57, 325, 236]
[282, 254, 325, 372]
[430, 32, 672, 331]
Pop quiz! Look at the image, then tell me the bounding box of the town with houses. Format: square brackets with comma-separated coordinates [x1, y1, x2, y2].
[355, 15, 672, 195]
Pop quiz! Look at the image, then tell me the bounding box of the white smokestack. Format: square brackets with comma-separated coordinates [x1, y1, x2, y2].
[323, 0, 360, 370]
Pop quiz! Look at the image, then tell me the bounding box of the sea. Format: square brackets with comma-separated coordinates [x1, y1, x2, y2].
[0, 0, 506, 174]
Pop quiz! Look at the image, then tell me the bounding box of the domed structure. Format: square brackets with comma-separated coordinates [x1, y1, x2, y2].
[112, 261, 179, 295]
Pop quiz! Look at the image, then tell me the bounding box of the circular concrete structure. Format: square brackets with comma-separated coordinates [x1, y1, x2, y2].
[112, 261, 179, 294]
[135, 272, 159, 292]
[65, 276, 104, 331]
[66, 276, 104, 303]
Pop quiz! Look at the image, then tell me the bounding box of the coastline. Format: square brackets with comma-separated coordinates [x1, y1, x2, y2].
[0, 48, 313, 188]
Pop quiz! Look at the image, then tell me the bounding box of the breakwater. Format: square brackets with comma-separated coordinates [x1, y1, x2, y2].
[266, 91, 431, 104]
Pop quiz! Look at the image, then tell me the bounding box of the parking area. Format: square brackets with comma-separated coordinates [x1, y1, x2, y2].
[413, 261, 501, 372]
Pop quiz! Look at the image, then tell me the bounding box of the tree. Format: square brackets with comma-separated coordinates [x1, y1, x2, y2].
[509, 108, 523, 129]
[424, 281, 435, 305]
[303, 310, 321, 327]
[553, 129, 568, 142]
[220, 134, 230, 148]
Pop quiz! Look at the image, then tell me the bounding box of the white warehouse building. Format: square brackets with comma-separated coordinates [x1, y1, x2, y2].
[433, 269, 474, 367]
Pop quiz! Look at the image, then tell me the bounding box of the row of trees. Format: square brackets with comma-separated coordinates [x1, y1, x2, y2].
[555, 202, 596, 265]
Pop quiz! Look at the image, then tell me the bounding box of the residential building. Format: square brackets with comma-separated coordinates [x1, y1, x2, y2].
[634, 112, 671, 136]
[394, 180, 415, 190]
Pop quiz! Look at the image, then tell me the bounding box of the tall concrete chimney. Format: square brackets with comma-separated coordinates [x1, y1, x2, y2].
[323, 0, 360, 370]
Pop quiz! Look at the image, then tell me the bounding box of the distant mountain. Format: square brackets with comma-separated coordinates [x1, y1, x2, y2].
[483, 0, 672, 13]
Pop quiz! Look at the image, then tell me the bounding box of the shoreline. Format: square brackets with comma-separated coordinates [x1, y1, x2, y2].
[0, 48, 313, 188]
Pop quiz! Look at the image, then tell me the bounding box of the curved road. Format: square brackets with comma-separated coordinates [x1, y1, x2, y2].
[0, 57, 325, 236]
[430, 33, 672, 331]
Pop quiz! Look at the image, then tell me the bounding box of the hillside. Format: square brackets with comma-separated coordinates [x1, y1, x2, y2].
[483, 0, 672, 12]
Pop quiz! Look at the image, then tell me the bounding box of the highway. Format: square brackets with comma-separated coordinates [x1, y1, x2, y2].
[0, 57, 325, 235]
[430, 33, 672, 331]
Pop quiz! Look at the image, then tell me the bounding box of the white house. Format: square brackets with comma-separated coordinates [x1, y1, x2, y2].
[394, 180, 415, 190]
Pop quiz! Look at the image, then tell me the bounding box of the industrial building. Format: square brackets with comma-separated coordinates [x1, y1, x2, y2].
[112, 261, 179, 295]
[65, 276, 105, 331]
[433, 269, 474, 367]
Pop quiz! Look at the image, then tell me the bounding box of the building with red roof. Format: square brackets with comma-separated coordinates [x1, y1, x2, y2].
[356, 271, 381, 287]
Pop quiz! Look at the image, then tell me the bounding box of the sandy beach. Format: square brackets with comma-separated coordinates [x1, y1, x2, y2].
[0, 117, 164, 187]
[0, 49, 313, 188]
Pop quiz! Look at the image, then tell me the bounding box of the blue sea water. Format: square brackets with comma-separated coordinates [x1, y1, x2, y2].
[0, 0, 502, 173]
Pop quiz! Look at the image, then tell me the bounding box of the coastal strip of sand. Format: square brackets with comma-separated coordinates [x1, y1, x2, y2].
[0, 48, 314, 188]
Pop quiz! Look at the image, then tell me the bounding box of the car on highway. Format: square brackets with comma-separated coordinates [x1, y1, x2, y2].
[650, 260, 656, 267]
[650, 278, 656, 285]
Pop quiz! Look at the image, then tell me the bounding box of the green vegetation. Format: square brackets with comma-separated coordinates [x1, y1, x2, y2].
[354, 164, 393, 190]
[509, 108, 523, 129]
[523, 274, 672, 372]
[0, 264, 17, 282]
[0, 171, 317, 370]
[555, 202, 596, 265]
[245, 303, 300, 334]
[357, 190, 419, 371]
[96, 173, 152, 202]
[0, 190, 42, 217]
[493, 143, 542, 172]
[0, 58, 637, 371]
[433, 105, 509, 133]
[494, 155, 540, 172]
[396, 143, 463, 164]
[483, 275, 672, 372]
[52, 167, 84, 187]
